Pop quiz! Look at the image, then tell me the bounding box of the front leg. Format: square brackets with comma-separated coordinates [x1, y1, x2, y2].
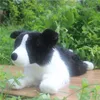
[8, 77, 35, 89]
[39, 74, 69, 94]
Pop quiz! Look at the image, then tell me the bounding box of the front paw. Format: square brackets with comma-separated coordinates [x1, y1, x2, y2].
[39, 81, 58, 94]
[8, 79, 25, 89]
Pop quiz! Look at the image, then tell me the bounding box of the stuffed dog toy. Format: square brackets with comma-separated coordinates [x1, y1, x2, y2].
[8, 29, 94, 94]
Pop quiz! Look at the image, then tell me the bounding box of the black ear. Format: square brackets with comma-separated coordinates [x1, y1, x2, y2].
[10, 30, 24, 39]
[41, 29, 58, 47]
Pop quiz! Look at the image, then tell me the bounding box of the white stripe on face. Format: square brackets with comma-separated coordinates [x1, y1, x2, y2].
[12, 34, 30, 66]
[20, 34, 29, 47]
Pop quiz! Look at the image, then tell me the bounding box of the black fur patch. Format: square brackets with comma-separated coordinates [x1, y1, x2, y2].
[26, 30, 57, 65]
[56, 46, 87, 76]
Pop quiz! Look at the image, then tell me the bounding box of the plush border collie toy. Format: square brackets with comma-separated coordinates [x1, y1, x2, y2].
[8, 29, 94, 94]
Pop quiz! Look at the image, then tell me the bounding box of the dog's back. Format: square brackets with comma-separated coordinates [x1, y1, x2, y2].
[56, 46, 93, 76]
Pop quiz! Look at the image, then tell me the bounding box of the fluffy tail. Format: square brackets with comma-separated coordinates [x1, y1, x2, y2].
[83, 61, 94, 70]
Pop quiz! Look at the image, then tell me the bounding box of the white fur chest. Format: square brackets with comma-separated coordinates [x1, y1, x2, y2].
[23, 49, 70, 86]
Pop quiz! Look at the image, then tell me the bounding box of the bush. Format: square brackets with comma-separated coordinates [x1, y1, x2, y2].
[1, 0, 100, 67]
[68, 0, 100, 66]
[0, 25, 22, 64]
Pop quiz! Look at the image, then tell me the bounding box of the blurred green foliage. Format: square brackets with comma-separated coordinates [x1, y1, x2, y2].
[0, 25, 23, 64]
[0, 0, 100, 67]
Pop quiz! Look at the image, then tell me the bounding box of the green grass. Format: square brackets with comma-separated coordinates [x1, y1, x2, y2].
[0, 25, 23, 64]
[69, 78, 100, 100]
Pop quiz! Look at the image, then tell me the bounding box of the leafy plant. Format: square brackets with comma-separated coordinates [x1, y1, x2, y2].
[69, 78, 100, 100]
[0, 0, 100, 67]
[0, 25, 23, 64]
[0, 0, 9, 10]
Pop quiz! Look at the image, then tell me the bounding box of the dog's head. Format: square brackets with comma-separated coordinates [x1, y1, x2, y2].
[10, 29, 58, 67]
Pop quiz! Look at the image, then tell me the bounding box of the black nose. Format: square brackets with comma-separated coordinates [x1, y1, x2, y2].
[11, 53, 18, 61]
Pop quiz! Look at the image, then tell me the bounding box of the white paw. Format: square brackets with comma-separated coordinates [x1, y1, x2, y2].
[8, 79, 25, 89]
[69, 49, 73, 52]
[39, 80, 58, 94]
[83, 61, 94, 70]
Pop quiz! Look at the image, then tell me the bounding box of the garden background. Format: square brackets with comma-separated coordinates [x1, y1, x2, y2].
[0, 0, 100, 100]
[0, 0, 100, 67]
